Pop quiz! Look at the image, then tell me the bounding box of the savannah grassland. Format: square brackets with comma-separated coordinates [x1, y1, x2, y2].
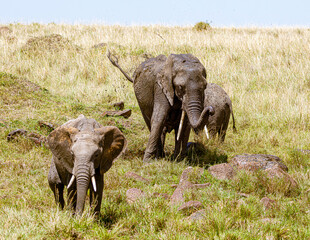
[0, 23, 309, 239]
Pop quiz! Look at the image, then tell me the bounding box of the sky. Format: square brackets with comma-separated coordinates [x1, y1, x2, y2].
[1, 0, 309, 27]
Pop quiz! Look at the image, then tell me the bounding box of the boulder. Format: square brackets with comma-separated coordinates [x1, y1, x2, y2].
[208, 163, 235, 180]
[265, 166, 298, 189]
[230, 154, 288, 172]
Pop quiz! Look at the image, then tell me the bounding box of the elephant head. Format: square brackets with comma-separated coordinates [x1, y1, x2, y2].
[158, 54, 214, 137]
[48, 124, 126, 214]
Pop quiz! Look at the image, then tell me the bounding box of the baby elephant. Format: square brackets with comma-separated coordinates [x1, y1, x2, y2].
[47, 115, 127, 215]
[204, 83, 236, 142]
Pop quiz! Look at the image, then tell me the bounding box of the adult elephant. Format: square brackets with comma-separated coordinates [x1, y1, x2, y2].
[108, 52, 214, 162]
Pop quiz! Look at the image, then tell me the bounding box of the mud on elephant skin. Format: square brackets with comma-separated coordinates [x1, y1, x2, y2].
[204, 83, 236, 142]
[108, 52, 214, 162]
[47, 115, 127, 215]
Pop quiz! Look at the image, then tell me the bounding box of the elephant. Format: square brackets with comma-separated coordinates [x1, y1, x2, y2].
[47, 115, 127, 215]
[204, 83, 236, 142]
[108, 52, 214, 162]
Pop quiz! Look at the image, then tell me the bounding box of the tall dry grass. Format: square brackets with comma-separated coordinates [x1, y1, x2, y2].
[0, 23, 310, 239]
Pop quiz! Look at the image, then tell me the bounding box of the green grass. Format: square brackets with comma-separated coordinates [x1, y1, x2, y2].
[0, 23, 310, 239]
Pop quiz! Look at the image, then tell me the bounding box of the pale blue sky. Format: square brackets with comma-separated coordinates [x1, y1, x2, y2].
[1, 0, 309, 27]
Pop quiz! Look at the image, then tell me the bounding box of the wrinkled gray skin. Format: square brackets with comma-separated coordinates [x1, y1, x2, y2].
[204, 83, 236, 142]
[108, 53, 214, 162]
[47, 115, 127, 215]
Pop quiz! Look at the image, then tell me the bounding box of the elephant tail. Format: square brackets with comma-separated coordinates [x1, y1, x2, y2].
[231, 106, 237, 133]
[107, 50, 134, 83]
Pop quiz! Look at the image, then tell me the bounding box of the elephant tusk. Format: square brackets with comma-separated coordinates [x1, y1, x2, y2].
[177, 110, 186, 141]
[204, 125, 209, 139]
[67, 175, 75, 189]
[91, 176, 97, 192]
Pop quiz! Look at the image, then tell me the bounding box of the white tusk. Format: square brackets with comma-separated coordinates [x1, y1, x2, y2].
[67, 175, 75, 189]
[177, 111, 186, 141]
[91, 176, 97, 192]
[204, 125, 209, 139]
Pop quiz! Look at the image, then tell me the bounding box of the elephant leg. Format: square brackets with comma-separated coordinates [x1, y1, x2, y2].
[143, 99, 170, 163]
[48, 158, 65, 209]
[218, 123, 228, 142]
[156, 129, 166, 158]
[90, 170, 104, 215]
[180, 121, 191, 159]
[174, 116, 190, 160]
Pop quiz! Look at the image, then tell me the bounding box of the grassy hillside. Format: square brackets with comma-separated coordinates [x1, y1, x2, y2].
[0, 23, 309, 239]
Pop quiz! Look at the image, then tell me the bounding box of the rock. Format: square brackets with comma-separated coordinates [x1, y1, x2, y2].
[230, 154, 288, 172]
[170, 167, 208, 206]
[102, 109, 132, 119]
[238, 193, 250, 198]
[186, 209, 207, 222]
[38, 121, 57, 131]
[126, 188, 145, 204]
[7, 129, 28, 141]
[261, 218, 278, 224]
[125, 171, 150, 183]
[152, 192, 170, 200]
[208, 163, 236, 180]
[92, 42, 107, 49]
[180, 167, 204, 183]
[296, 149, 310, 155]
[265, 166, 298, 189]
[170, 180, 192, 205]
[177, 201, 203, 214]
[112, 101, 125, 110]
[260, 197, 276, 210]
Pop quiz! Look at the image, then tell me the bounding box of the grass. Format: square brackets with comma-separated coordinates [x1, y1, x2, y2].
[0, 23, 310, 239]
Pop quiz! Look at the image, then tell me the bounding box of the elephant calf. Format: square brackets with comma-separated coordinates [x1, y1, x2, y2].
[47, 115, 127, 215]
[204, 83, 236, 142]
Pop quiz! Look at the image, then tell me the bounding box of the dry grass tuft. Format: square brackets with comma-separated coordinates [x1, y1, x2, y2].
[20, 34, 80, 54]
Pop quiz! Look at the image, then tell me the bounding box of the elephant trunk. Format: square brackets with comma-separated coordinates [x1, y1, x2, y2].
[186, 98, 214, 133]
[75, 164, 91, 215]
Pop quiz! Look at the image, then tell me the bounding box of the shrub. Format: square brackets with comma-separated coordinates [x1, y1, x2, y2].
[193, 21, 211, 31]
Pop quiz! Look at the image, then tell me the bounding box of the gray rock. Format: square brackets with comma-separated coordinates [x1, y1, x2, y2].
[230, 154, 288, 172]
[208, 163, 236, 180]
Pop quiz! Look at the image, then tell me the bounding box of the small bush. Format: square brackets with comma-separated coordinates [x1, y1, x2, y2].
[193, 21, 211, 31]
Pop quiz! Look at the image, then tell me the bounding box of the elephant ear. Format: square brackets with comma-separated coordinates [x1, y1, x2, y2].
[95, 126, 127, 174]
[47, 126, 79, 173]
[157, 54, 176, 106]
